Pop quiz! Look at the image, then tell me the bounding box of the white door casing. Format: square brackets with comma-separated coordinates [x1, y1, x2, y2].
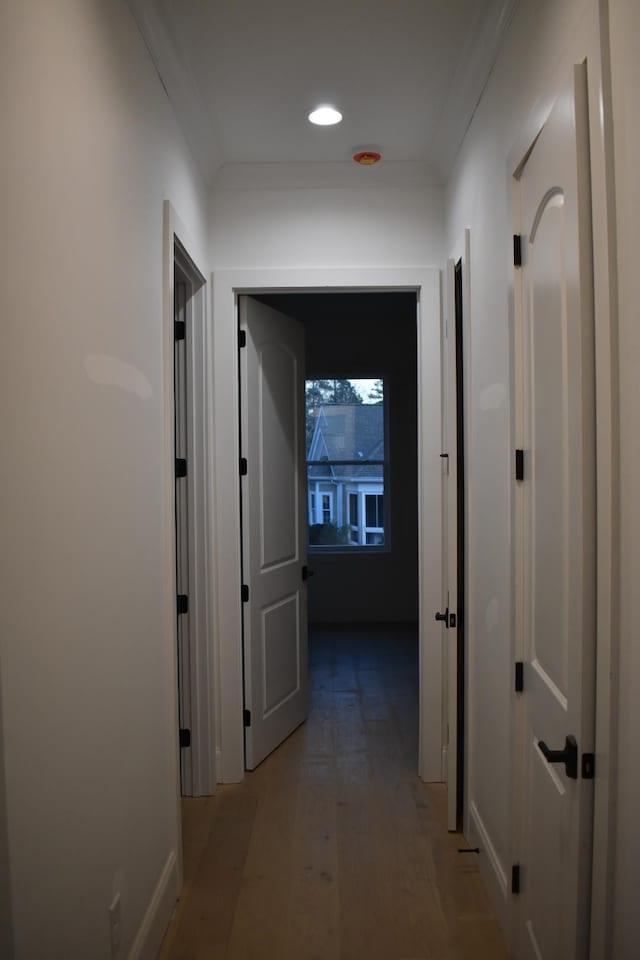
[441, 260, 456, 830]
[212, 267, 442, 785]
[239, 296, 309, 770]
[514, 63, 596, 959]
[443, 233, 470, 832]
[174, 266, 193, 795]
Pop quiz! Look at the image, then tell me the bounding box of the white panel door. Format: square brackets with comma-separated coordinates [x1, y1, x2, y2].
[515, 64, 595, 959]
[239, 296, 308, 770]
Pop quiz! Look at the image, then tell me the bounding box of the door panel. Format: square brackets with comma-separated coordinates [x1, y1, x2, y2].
[516, 64, 595, 959]
[240, 296, 308, 770]
[263, 595, 300, 713]
[259, 342, 298, 567]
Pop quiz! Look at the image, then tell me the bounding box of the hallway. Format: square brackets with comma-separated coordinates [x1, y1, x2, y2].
[160, 625, 506, 960]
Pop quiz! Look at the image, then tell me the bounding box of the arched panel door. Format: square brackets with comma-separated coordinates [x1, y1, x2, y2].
[515, 63, 596, 959]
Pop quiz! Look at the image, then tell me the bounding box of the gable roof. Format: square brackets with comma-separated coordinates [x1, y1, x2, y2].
[308, 403, 384, 480]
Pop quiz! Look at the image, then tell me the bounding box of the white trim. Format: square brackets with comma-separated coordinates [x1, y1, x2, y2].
[211, 267, 442, 784]
[128, 850, 179, 960]
[585, 12, 620, 956]
[175, 247, 217, 798]
[468, 801, 510, 932]
[444, 229, 472, 835]
[162, 201, 216, 896]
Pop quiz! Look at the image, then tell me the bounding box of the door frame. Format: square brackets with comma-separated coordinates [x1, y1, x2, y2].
[444, 229, 472, 833]
[163, 201, 217, 814]
[211, 267, 443, 785]
[506, 47, 618, 956]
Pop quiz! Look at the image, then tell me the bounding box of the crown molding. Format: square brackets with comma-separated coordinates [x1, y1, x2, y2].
[126, 0, 223, 186]
[430, 0, 519, 179]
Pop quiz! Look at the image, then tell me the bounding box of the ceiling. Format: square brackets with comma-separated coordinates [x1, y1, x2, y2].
[128, 0, 517, 184]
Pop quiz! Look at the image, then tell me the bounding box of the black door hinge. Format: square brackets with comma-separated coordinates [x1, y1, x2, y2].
[515, 661, 524, 693]
[582, 753, 595, 779]
[241, 584, 249, 603]
[239, 329, 247, 349]
[435, 608, 457, 629]
[174, 319, 186, 341]
[515, 449, 524, 482]
[513, 234, 522, 267]
[177, 594, 188, 615]
[240, 457, 248, 476]
[179, 728, 191, 748]
[512, 863, 521, 894]
[175, 458, 187, 479]
[243, 709, 251, 727]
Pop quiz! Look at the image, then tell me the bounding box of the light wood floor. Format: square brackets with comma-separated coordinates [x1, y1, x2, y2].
[160, 624, 507, 960]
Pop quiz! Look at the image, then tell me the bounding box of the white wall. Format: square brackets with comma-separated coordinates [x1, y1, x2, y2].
[0, 1, 209, 957]
[256, 292, 419, 624]
[0, 680, 13, 959]
[444, 0, 609, 933]
[609, 1, 640, 954]
[210, 161, 443, 269]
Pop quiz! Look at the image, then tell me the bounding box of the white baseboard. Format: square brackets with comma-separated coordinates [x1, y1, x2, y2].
[468, 801, 510, 934]
[128, 850, 178, 960]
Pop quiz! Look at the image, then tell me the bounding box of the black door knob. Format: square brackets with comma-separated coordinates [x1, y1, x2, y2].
[537, 735, 578, 780]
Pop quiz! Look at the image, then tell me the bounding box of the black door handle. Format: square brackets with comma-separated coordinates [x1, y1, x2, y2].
[537, 735, 578, 780]
[302, 565, 314, 581]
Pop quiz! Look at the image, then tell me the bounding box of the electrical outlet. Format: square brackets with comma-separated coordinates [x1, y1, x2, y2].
[109, 892, 122, 957]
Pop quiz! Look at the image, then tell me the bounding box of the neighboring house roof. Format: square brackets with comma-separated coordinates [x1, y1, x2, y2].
[308, 403, 384, 480]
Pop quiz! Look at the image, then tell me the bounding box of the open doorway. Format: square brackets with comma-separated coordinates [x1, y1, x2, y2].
[212, 265, 443, 791]
[239, 292, 420, 773]
[267, 293, 418, 625]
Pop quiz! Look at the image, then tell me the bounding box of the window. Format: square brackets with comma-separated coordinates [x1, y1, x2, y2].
[306, 378, 386, 549]
[365, 493, 383, 528]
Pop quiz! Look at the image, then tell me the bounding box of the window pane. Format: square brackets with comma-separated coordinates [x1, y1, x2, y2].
[306, 378, 386, 549]
[366, 531, 385, 546]
[365, 494, 376, 528]
[306, 379, 384, 461]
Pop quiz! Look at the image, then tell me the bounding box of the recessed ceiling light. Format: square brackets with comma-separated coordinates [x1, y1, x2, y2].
[308, 105, 343, 126]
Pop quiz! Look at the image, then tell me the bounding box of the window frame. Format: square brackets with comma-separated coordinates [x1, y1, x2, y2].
[306, 376, 390, 554]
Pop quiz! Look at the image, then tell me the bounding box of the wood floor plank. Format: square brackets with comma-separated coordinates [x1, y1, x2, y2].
[160, 624, 507, 960]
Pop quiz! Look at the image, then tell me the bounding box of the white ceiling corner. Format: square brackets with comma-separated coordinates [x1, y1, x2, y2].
[126, 0, 224, 184]
[429, 0, 518, 177]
